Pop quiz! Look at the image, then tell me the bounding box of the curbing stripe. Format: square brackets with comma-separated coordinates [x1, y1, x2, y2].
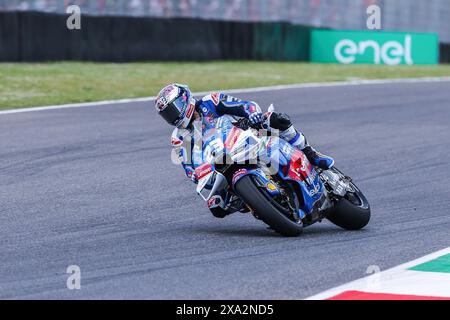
[1, 77, 450, 116]
[306, 247, 450, 300]
[327, 290, 450, 300]
[409, 253, 450, 274]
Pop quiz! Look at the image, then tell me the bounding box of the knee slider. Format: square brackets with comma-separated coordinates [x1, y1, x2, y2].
[269, 112, 292, 131]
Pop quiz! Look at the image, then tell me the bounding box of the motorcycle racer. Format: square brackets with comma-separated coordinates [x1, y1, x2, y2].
[155, 83, 334, 216]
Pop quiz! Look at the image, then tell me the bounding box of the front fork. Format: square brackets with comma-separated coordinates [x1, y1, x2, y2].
[319, 168, 352, 197]
[316, 168, 354, 219]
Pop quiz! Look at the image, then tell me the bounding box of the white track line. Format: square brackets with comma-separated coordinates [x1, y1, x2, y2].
[306, 247, 450, 300]
[1, 76, 450, 116]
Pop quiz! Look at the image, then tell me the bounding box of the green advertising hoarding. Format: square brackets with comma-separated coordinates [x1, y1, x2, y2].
[311, 30, 439, 65]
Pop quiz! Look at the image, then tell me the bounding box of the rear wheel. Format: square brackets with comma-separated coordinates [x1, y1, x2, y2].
[235, 175, 303, 237]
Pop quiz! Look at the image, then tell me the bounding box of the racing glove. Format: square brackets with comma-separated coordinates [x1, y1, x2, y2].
[249, 112, 264, 125]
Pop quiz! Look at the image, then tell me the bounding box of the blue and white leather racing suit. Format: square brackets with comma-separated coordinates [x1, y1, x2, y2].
[171, 92, 263, 180]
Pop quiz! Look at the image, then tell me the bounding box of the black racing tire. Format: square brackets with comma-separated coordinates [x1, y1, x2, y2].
[235, 175, 303, 237]
[327, 187, 371, 231]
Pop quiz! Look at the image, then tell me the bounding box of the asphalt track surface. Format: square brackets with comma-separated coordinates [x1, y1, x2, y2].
[1, 81, 450, 299]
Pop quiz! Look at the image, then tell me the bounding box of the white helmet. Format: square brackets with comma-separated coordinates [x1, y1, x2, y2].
[155, 84, 196, 129]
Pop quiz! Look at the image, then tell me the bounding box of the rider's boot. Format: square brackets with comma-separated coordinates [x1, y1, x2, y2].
[301, 145, 335, 170]
[267, 113, 334, 170]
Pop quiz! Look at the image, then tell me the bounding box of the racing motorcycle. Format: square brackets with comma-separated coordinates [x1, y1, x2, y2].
[195, 105, 370, 237]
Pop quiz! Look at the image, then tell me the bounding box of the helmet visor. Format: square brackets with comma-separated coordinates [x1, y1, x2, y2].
[159, 94, 188, 125]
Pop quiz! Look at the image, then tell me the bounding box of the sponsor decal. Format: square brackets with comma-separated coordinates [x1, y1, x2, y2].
[334, 37, 413, 65]
[224, 127, 242, 150]
[307, 182, 321, 197]
[302, 169, 318, 186]
[186, 103, 195, 119]
[281, 143, 295, 159]
[195, 163, 213, 180]
[296, 152, 310, 172]
[156, 85, 177, 109]
[162, 85, 175, 96]
[207, 195, 224, 209]
[288, 150, 313, 182]
[207, 197, 216, 208]
[156, 100, 166, 111]
[171, 137, 183, 147]
[232, 169, 248, 185]
[211, 92, 220, 105]
[311, 30, 438, 65]
[266, 182, 277, 191]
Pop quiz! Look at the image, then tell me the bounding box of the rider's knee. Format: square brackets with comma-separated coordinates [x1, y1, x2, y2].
[269, 112, 292, 131]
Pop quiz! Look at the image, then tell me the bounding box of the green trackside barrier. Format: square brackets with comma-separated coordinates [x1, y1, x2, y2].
[253, 23, 311, 61]
[253, 22, 284, 60]
[310, 29, 439, 65]
[282, 24, 311, 61]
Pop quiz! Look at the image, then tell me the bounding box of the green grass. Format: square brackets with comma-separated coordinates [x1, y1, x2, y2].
[1, 61, 450, 110]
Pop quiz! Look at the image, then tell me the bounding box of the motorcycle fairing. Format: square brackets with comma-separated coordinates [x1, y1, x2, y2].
[198, 115, 324, 216]
[273, 139, 325, 215]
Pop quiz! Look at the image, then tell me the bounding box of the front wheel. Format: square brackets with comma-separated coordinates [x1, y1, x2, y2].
[235, 175, 303, 237]
[327, 180, 371, 230]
